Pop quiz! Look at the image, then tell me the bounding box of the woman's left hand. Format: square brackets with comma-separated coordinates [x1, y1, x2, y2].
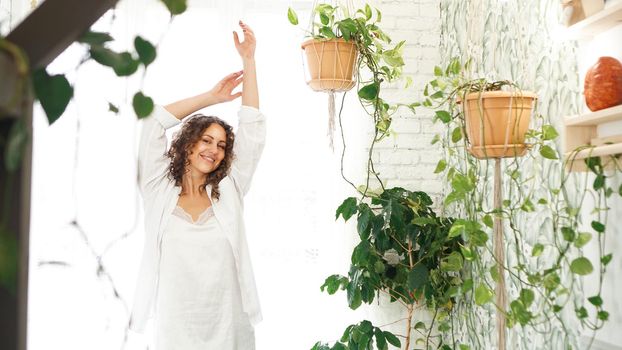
[233, 20, 256, 60]
[208, 70, 244, 104]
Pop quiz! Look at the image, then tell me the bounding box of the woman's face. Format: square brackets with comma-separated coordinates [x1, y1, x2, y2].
[187, 123, 227, 175]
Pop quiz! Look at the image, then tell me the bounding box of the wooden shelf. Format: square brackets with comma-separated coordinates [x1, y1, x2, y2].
[563, 104, 622, 172]
[567, 1, 622, 39]
[564, 104, 622, 126]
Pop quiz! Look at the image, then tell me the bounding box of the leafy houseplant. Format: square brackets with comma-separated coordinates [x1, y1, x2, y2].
[421, 58, 618, 348]
[287, 2, 411, 147]
[313, 188, 469, 350]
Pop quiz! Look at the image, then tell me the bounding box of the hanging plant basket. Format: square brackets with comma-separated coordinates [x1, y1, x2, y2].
[462, 91, 537, 159]
[301, 38, 358, 92]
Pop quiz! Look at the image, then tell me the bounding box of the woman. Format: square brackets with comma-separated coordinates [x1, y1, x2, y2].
[128, 21, 264, 349]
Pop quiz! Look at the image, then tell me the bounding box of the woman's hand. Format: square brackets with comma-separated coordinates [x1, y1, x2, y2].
[208, 70, 244, 104]
[233, 20, 256, 60]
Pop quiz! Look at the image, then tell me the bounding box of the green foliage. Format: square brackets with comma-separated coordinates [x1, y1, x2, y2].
[287, 3, 409, 141]
[316, 188, 465, 349]
[32, 68, 73, 125]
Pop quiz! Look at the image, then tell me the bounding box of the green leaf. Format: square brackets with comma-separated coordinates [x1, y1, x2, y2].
[383, 331, 401, 347]
[597, 310, 609, 321]
[134, 36, 157, 67]
[434, 159, 447, 174]
[601, 253, 612, 266]
[593, 174, 605, 191]
[112, 52, 140, 76]
[483, 214, 493, 228]
[434, 66, 443, 76]
[532, 243, 544, 257]
[588, 295, 603, 307]
[357, 204, 372, 240]
[320, 13, 329, 25]
[78, 31, 113, 46]
[374, 328, 387, 350]
[441, 251, 463, 272]
[520, 289, 535, 308]
[435, 110, 451, 123]
[133, 91, 154, 118]
[474, 284, 493, 305]
[408, 264, 428, 290]
[489, 264, 499, 282]
[364, 4, 372, 20]
[591, 221, 605, 233]
[4, 119, 29, 172]
[161, 0, 187, 15]
[336, 197, 358, 221]
[358, 82, 379, 101]
[576, 306, 588, 319]
[542, 125, 559, 140]
[319, 26, 336, 38]
[561, 227, 576, 242]
[573, 232, 592, 248]
[32, 69, 73, 125]
[451, 127, 462, 143]
[570, 257, 594, 275]
[449, 220, 466, 238]
[540, 145, 558, 160]
[108, 102, 119, 114]
[287, 7, 299, 25]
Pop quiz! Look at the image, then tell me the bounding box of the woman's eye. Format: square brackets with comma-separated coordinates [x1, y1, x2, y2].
[218, 145, 225, 149]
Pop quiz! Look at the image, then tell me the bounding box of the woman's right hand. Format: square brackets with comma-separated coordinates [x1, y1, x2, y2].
[207, 70, 244, 105]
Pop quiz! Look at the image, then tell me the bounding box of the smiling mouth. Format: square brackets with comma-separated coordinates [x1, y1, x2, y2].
[201, 154, 215, 163]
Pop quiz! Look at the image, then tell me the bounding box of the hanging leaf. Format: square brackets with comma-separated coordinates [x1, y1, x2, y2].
[539, 145, 558, 159]
[383, 331, 401, 347]
[532, 243, 544, 257]
[112, 52, 140, 76]
[573, 232, 592, 248]
[570, 257, 593, 275]
[336, 197, 358, 220]
[434, 159, 447, 174]
[451, 127, 462, 143]
[287, 8, 299, 25]
[474, 284, 493, 305]
[591, 221, 605, 233]
[542, 125, 559, 140]
[435, 110, 451, 123]
[358, 82, 379, 101]
[108, 102, 119, 114]
[133, 91, 154, 118]
[78, 31, 113, 46]
[32, 68, 73, 125]
[134, 36, 157, 67]
[161, 0, 187, 15]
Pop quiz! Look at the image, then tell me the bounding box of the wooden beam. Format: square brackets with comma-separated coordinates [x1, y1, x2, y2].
[6, 0, 119, 69]
[2, 1, 118, 349]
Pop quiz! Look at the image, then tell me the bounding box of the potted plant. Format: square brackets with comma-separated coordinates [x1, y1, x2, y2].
[312, 187, 469, 350]
[287, 2, 410, 144]
[420, 65, 539, 160]
[421, 58, 617, 349]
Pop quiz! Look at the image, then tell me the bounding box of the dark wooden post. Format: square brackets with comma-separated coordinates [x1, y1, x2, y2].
[1, 0, 118, 348]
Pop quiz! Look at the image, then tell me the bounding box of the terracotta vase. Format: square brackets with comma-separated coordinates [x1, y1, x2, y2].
[301, 38, 358, 92]
[462, 91, 538, 159]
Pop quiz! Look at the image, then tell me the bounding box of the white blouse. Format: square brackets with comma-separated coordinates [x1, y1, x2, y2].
[154, 205, 254, 349]
[129, 105, 266, 333]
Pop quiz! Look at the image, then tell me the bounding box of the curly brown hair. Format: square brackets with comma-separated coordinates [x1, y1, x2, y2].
[166, 114, 235, 200]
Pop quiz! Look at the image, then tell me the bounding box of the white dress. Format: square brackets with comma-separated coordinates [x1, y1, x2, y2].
[154, 204, 255, 350]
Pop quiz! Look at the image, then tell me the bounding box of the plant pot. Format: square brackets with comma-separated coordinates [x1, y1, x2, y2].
[462, 90, 537, 159]
[301, 38, 358, 92]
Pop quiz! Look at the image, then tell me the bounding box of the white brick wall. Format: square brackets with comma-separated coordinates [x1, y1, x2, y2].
[367, 0, 443, 197]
